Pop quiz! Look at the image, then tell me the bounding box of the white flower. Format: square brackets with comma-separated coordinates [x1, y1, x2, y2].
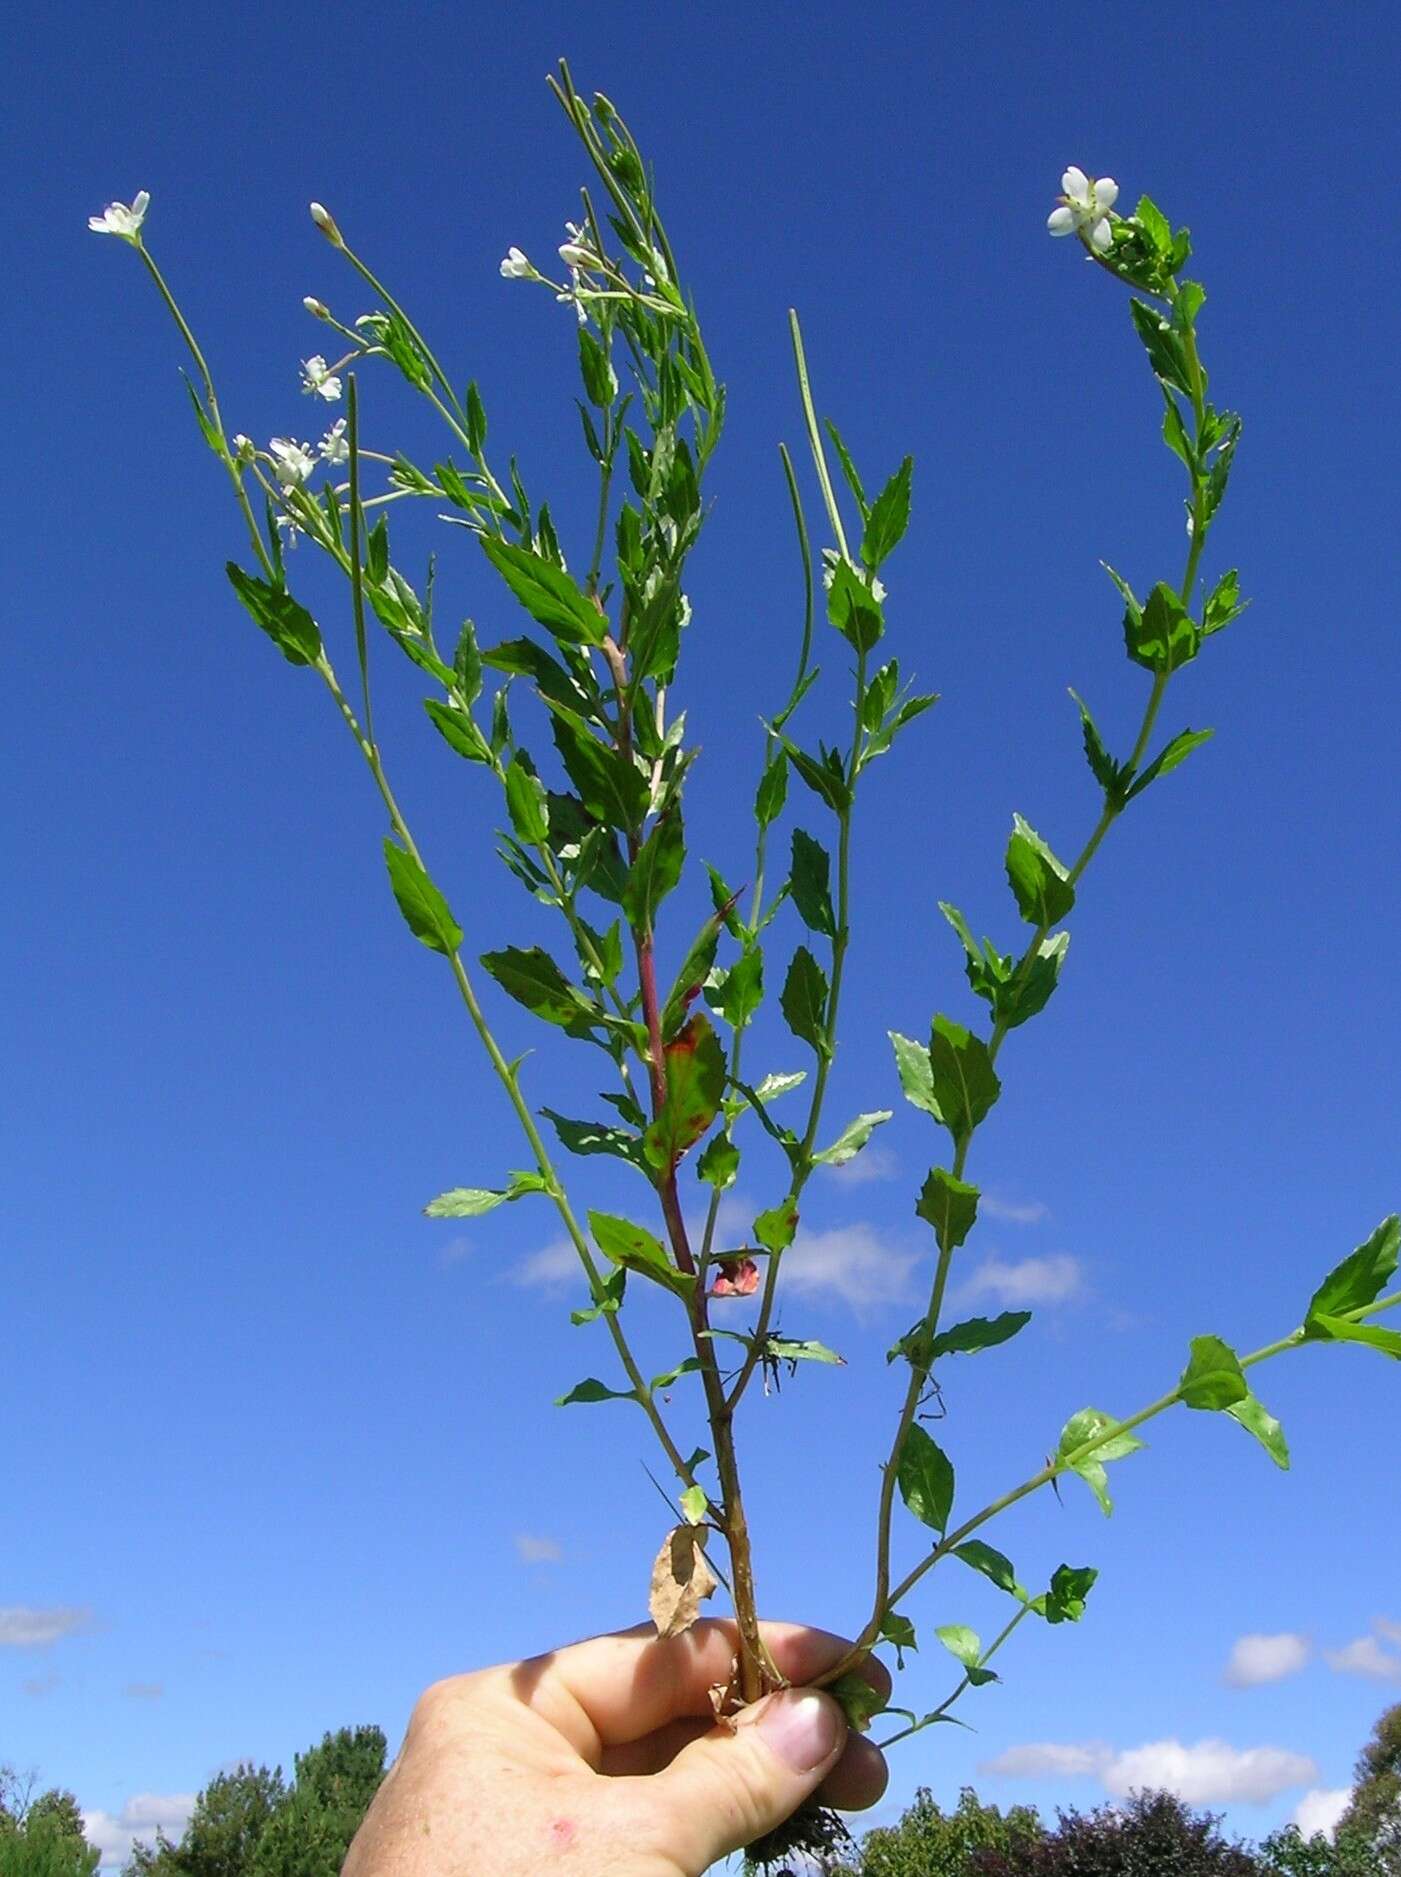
[1047, 167, 1120, 253]
[499, 246, 533, 279]
[231, 434, 254, 459]
[559, 241, 594, 270]
[318, 418, 349, 465]
[268, 437, 316, 486]
[88, 190, 150, 238]
[276, 511, 302, 549]
[300, 355, 342, 401]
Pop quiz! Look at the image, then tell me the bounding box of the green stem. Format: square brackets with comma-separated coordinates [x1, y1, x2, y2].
[788, 310, 852, 561]
[875, 1604, 1030, 1748]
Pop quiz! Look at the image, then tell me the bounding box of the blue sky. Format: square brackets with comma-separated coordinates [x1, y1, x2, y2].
[7, 0, 1401, 1864]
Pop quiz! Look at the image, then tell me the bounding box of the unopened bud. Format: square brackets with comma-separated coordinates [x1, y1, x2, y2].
[308, 202, 344, 247]
[558, 242, 593, 270]
[303, 295, 330, 319]
[231, 434, 255, 461]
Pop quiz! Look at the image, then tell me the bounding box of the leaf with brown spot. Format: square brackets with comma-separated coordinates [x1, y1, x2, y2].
[649, 1525, 719, 1640]
[643, 1014, 726, 1171]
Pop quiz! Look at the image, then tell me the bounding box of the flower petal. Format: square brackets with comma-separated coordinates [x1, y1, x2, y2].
[1089, 216, 1113, 253]
[1047, 205, 1077, 236]
[1062, 166, 1090, 204]
[1093, 177, 1118, 213]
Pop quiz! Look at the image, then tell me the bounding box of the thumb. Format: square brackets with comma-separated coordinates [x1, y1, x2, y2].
[644, 1687, 847, 1873]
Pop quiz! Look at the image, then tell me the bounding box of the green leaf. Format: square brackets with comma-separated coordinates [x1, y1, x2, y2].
[781, 947, 831, 1055]
[424, 697, 491, 765]
[551, 710, 650, 831]
[696, 1134, 740, 1190]
[766, 1337, 845, 1366]
[861, 456, 913, 569]
[705, 946, 764, 1030]
[622, 810, 685, 933]
[424, 1172, 547, 1218]
[481, 636, 593, 714]
[1178, 1334, 1249, 1411]
[1306, 1217, 1400, 1326]
[480, 945, 594, 1030]
[453, 619, 483, 704]
[896, 1423, 955, 1533]
[1069, 689, 1125, 801]
[1124, 727, 1214, 802]
[753, 1070, 806, 1104]
[589, 1210, 694, 1299]
[1135, 194, 1173, 256]
[930, 1312, 1031, 1360]
[570, 1266, 626, 1325]
[663, 913, 724, 1036]
[1058, 1408, 1145, 1516]
[822, 418, 869, 518]
[1161, 392, 1195, 470]
[1040, 1563, 1098, 1625]
[1307, 1315, 1401, 1359]
[1005, 816, 1076, 926]
[651, 1356, 702, 1392]
[480, 537, 605, 646]
[953, 1541, 1026, 1600]
[814, 1110, 892, 1168]
[878, 1612, 917, 1668]
[915, 1167, 980, 1252]
[383, 840, 463, 955]
[1129, 297, 1192, 395]
[782, 738, 851, 814]
[890, 1031, 940, 1119]
[644, 1014, 727, 1171]
[1203, 567, 1248, 635]
[1125, 580, 1200, 674]
[790, 828, 837, 937]
[225, 564, 322, 666]
[754, 1199, 800, 1253]
[1227, 1388, 1290, 1469]
[540, 1110, 645, 1168]
[755, 753, 788, 829]
[928, 1015, 1001, 1144]
[504, 756, 549, 844]
[936, 1625, 982, 1670]
[829, 1672, 886, 1734]
[826, 559, 884, 653]
[1001, 931, 1070, 1030]
[555, 1376, 636, 1407]
[680, 1483, 708, 1524]
[577, 327, 616, 407]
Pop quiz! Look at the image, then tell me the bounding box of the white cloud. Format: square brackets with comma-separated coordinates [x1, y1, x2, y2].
[122, 1682, 165, 1700]
[1373, 1616, 1401, 1645]
[515, 1534, 562, 1565]
[956, 1252, 1082, 1307]
[981, 1742, 1110, 1778]
[983, 1737, 1316, 1806]
[1325, 1634, 1401, 1681]
[0, 1605, 93, 1649]
[980, 1193, 1049, 1225]
[820, 1144, 899, 1186]
[1294, 1788, 1352, 1841]
[84, 1794, 196, 1872]
[1102, 1739, 1316, 1805]
[1224, 1633, 1311, 1688]
[782, 1223, 924, 1311]
[511, 1239, 579, 1289]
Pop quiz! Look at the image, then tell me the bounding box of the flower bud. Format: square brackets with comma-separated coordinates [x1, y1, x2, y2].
[308, 202, 344, 247]
[302, 296, 330, 319]
[558, 242, 593, 270]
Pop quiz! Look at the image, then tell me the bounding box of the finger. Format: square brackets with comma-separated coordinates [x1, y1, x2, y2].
[598, 1715, 712, 1777]
[509, 1618, 888, 1752]
[815, 1730, 889, 1812]
[633, 1687, 849, 1870]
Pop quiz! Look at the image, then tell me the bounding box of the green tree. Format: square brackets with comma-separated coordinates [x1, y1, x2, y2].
[125, 1765, 286, 1877]
[1257, 1823, 1374, 1876]
[1335, 1700, 1401, 1874]
[835, 1786, 1044, 1876]
[0, 1772, 99, 1877]
[249, 1728, 386, 1877]
[969, 1790, 1260, 1875]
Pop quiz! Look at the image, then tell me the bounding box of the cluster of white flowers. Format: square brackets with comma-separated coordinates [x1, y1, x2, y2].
[318, 418, 349, 465]
[499, 246, 534, 280]
[300, 355, 342, 401]
[1047, 166, 1119, 253]
[268, 438, 317, 486]
[88, 190, 150, 239]
[499, 224, 596, 323]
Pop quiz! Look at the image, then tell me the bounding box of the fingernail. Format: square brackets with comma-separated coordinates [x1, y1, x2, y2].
[751, 1690, 844, 1773]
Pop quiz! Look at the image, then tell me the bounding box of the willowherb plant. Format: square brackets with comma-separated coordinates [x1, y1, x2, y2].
[92, 64, 1398, 1869]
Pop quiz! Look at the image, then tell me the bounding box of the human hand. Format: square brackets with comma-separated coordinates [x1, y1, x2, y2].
[343, 1619, 890, 1876]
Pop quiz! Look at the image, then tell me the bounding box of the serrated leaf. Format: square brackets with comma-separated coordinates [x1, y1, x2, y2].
[1307, 1315, 1401, 1359]
[897, 1423, 955, 1533]
[226, 563, 322, 666]
[1178, 1334, 1249, 1411]
[790, 828, 836, 937]
[890, 1031, 940, 1118]
[570, 1265, 627, 1325]
[1001, 931, 1070, 1030]
[589, 1210, 694, 1298]
[705, 945, 764, 1030]
[1041, 1563, 1098, 1625]
[1126, 580, 1200, 674]
[861, 456, 913, 569]
[384, 840, 463, 955]
[644, 1013, 726, 1171]
[696, 1134, 740, 1190]
[1227, 1389, 1290, 1469]
[781, 947, 830, 1055]
[814, 1110, 892, 1168]
[826, 558, 884, 653]
[480, 536, 605, 645]
[754, 1199, 800, 1253]
[1069, 689, 1124, 800]
[928, 1016, 1001, 1143]
[424, 697, 491, 765]
[931, 1311, 1031, 1360]
[423, 1171, 547, 1218]
[1305, 1216, 1400, 1327]
[766, 1337, 845, 1366]
[1005, 815, 1076, 926]
[540, 1109, 645, 1168]
[754, 1070, 806, 1104]
[556, 1376, 635, 1406]
[1124, 727, 1214, 801]
[755, 753, 788, 829]
[552, 709, 649, 831]
[915, 1167, 979, 1251]
[822, 417, 868, 517]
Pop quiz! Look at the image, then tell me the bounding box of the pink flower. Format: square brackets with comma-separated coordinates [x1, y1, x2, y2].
[710, 1256, 760, 1298]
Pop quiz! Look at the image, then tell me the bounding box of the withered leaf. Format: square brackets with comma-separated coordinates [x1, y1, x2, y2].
[649, 1523, 719, 1640]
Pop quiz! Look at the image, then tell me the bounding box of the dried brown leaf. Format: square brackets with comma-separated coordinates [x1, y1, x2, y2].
[649, 1524, 719, 1639]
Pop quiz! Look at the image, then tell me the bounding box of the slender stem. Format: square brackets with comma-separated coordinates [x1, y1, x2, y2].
[788, 310, 851, 561]
[875, 1605, 1030, 1749]
[346, 377, 375, 751]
